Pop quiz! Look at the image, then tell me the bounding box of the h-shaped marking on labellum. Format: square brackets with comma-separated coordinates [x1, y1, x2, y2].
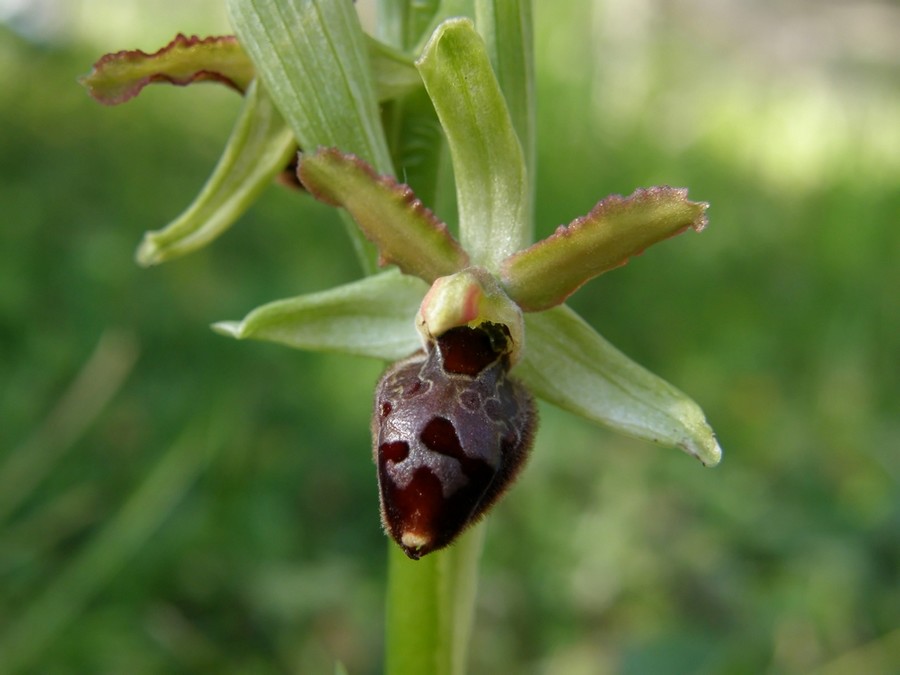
[373, 322, 535, 559]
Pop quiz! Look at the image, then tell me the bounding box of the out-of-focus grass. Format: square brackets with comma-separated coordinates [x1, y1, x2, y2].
[1, 1, 898, 673]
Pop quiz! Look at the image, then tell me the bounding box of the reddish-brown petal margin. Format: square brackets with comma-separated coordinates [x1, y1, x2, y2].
[298, 148, 469, 281]
[501, 186, 709, 312]
[80, 34, 255, 106]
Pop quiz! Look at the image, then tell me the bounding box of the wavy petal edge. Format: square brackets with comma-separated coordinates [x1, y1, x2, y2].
[502, 187, 709, 312]
[80, 34, 253, 105]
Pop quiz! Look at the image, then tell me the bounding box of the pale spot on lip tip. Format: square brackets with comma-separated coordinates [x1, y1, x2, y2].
[401, 530, 431, 550]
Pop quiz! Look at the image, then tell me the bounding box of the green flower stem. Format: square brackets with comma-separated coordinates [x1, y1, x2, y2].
[386, 524, 486, 675]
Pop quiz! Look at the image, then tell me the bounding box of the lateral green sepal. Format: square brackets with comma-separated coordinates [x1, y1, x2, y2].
[517, 305, 722, 466]
[212, 270, 426, 361]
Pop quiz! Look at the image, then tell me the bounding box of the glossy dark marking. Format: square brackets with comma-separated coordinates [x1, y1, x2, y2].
[438, 326, 499, 375]
[380, 440, 409, 464]
[419, 417, 462, 457]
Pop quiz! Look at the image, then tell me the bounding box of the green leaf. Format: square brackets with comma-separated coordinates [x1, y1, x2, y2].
[79, 34, 254, 105]
[518, 306, 722, 466]
[502, 187, 709, 312]
[135, 80, 295, 266]
[299, 148, 469, 282]
[386, 525, 485, 675]
[416, 18, 528, 270]
[212, 270, 426, 360]
[227, 0, 395, 273]
[227, 0, 392, 174]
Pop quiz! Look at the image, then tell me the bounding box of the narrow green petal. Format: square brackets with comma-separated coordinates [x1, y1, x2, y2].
[135, 80, 295, 266]
[517, 306, 722, 466]
[227, 0, 392, 173]
[502, 187, 709, 312]
[80, 34, 254, 105]
[416, 18, 528, 269]
[212, 270, 426, 360]
[299, 148, 469, 282]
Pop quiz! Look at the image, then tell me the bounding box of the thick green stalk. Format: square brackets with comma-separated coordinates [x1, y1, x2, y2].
[386, 524, 486, 675]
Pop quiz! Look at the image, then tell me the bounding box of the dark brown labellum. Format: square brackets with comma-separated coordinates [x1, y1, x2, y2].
[372, 323, 536, 559]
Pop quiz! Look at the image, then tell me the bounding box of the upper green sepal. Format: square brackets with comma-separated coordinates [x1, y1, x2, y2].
[299, 148, 469, 282]
[501, 187, 708, 312]
[416, 18, 529, 269]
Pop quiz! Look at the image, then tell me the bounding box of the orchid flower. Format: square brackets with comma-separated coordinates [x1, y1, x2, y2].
[82, 2, 721, 671]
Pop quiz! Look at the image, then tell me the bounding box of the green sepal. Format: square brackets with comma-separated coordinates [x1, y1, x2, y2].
[517, 305, 722, 466]
[502, 187, 709, 312]
[416, 18, 528, 269]
[79, 34, 254, 105]
[212, 270, 426, 361]
[135, 80, 295, 266]
[299, 148, 469, 282]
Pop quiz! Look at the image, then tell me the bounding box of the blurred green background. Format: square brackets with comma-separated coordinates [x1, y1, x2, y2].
[1, 0, 898, 673]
